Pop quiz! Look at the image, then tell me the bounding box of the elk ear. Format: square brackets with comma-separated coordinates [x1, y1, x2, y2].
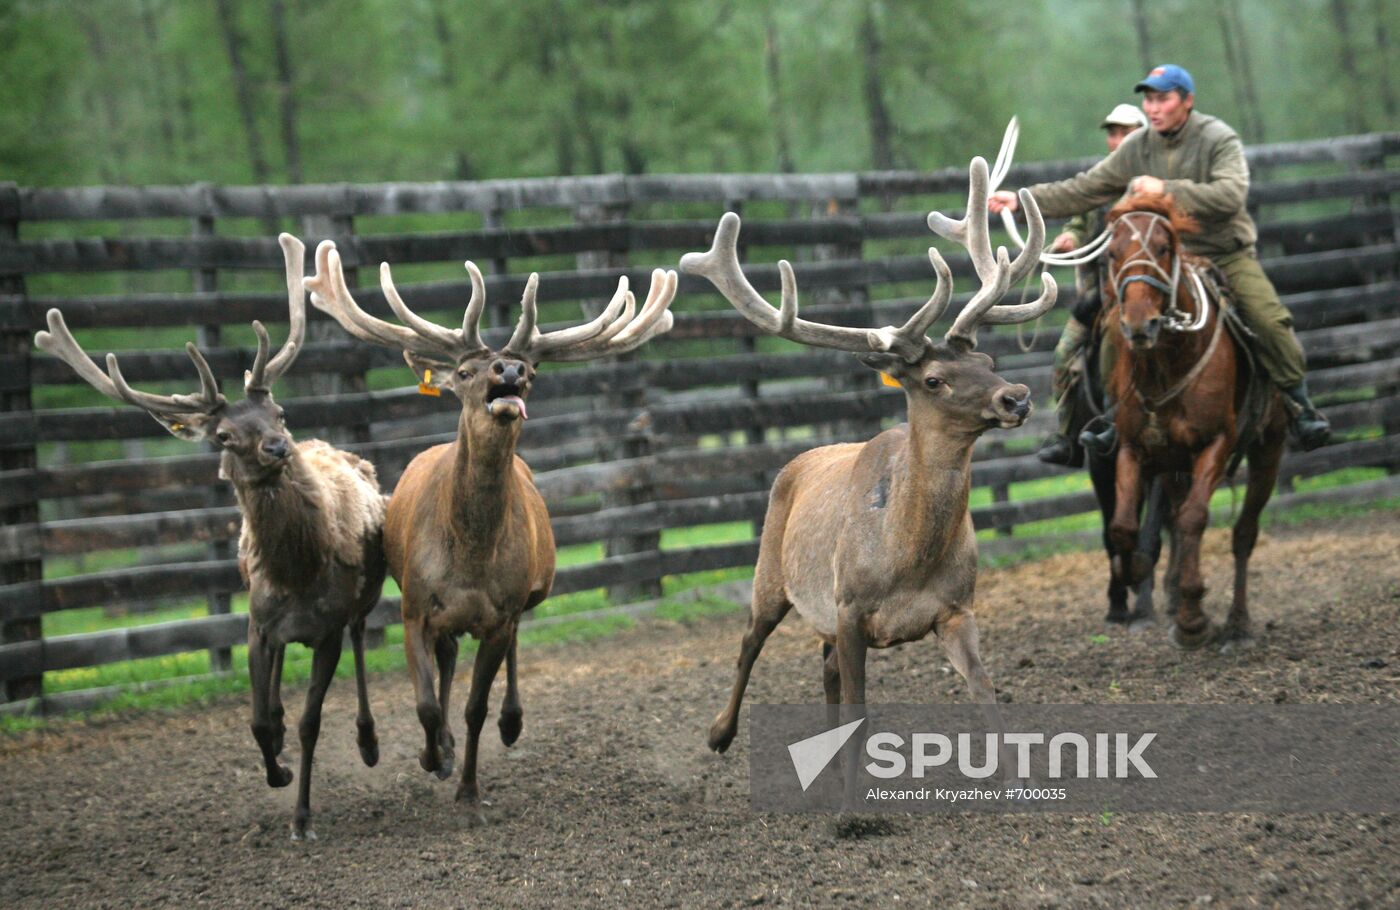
[857, 351, 912, 380]
[403, 351, 458, 392]
[146, 410, 219, 442]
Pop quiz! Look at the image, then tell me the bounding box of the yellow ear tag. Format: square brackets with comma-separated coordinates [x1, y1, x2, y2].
[170, 421, 185, 432]
[880, 373, 902, 388]
[417, 368, 441, 397]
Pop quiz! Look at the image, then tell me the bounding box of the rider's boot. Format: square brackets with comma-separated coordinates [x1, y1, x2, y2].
[1079, 417, 1117, 457]
[1037, 433, 1079, 466]
[1283, 380, 1331, 451]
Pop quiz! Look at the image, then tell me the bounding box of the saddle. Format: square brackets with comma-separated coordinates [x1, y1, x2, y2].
[1074, 263, 1271, 479]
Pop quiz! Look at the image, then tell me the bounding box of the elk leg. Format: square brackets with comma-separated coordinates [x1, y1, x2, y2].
[1223, 430, 1285, 651]
[835, 610, 869, 813]
[822, 641, 841, 731]
[270, 644, 286, 756]
[1169, 436, 1230, 651]
[707, 595, 791, 754]
[291, 637, 342, 841]
[497, 624, 523, 747]
[1109, 445, 1149, 587]
[348, 619, 379, 767]
[455, 626, 512, 814]
[434, 633, 459, 778]
[247, 625, 292, 789]
[938, 611, 1025, 789]
[404, 617, 449, 780]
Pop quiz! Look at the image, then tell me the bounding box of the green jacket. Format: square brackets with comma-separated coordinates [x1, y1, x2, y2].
[1027, 111, 1255, 259]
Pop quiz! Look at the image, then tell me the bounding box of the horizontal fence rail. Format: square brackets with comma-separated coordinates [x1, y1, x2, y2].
[1, 131, 1397, 715]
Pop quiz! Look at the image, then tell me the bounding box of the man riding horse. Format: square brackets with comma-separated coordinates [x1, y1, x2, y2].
[989, 63, 1331, 453]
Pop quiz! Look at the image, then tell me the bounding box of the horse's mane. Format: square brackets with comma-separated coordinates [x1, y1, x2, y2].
[1107, 190, 1200, 237]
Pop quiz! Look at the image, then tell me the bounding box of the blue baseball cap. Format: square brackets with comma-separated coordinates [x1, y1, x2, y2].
[1135, 64, 1194, 95]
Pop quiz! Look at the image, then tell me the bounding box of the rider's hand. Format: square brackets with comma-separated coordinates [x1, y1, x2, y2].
[988, 190, 1019, 214]
[1051, 232, 1077, 253]
[1131, 175, 1165, 195]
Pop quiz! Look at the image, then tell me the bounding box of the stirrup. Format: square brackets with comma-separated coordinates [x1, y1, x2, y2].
[1079, 416, 1118, 457]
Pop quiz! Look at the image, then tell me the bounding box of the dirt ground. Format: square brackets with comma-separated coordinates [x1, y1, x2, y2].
[2, 510, 1398, 909]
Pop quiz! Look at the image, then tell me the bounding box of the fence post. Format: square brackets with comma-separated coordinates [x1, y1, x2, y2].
[0, 182, 42, 705]
[191, 199, 234, 673]
[576, 200, 662, 602]
[817, 197, 881, 443]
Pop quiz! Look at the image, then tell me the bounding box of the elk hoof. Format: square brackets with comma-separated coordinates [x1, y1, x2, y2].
[267, 764, 293, 788]
[707, 716, 737, 754]
[498, 710, 523, 747]
[358, 732, 380, 768]
[1218, 631, 1255, 655]
[1169, 620, 1215, 651]
[833, 813, 895, 840]
[420, 747, 453, 781]
[290, 822, 318, 842]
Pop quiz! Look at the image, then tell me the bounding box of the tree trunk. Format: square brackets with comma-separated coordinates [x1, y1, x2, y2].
[1217, 0, 1264, 141]
[1328, 0, 1369, 132]
[763, 8, 796, 174]
[429, 0, 475, 179]
[1226, 0, 1266, 141]
[213, 0, 274, 184]
[268, 0, 304, 184]
[74, 8, 128, 182]
[1129, 0, 1153, 72]
[137, 0, 179, 167]
[1374, 0, 1398, 121]
[859, 1, 897, 171]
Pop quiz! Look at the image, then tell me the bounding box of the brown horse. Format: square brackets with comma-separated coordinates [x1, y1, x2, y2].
[1102, 192, 1288, 651]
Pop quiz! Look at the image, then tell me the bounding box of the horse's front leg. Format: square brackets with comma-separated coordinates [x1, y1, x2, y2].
[1169, 435, 1231, 651]
[1109, 443, 1150, 587]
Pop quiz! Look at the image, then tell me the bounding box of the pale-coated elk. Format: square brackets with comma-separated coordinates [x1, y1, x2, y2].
[34, 234, 388, 840]
[306, 243, 676, 817]
[681, 157, 1056, 765]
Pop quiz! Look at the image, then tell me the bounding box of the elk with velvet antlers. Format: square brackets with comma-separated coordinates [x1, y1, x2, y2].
[681, 157, 1056, 755]
[34, 234, 387, 840]
[306, 244, 676, 818]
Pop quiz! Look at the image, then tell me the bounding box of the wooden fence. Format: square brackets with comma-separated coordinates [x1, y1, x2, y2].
[2, 131, 1398, 715]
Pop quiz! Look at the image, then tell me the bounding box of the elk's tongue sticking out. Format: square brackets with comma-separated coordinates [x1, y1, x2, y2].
[488, 395, 528, 420]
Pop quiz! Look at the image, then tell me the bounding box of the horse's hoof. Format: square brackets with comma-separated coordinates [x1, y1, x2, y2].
[707, 716, 737, 754]
[1127, 612, 1157, 632]
[498, 711, 523, 747]
[1169, 621, 1215, 651]
[358, 735, 380, 768]
[1218, 635, 1255, 655]
[267, 765, 293, 788]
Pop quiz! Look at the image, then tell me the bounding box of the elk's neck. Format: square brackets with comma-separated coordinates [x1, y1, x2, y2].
[450, 412, 523, 548]
[887, 419, 975, 558]
[226, 449, 331, 588]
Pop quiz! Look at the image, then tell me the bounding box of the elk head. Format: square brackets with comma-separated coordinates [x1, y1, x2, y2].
[304, 242, 677, 438]
[35, 233, 309, 484]
[680, 157, 1056, 438]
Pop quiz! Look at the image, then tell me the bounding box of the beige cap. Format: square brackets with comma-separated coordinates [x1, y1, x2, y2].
[1101, 103, 1148, 129]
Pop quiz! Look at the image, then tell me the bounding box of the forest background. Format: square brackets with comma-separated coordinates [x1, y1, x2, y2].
[2, 0, 1396, 190]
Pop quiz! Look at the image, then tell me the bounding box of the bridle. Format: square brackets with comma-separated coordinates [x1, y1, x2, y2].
[1106, 211, 1210, 333]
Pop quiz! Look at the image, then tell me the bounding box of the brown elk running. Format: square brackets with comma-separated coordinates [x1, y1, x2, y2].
[681, 156, 1055, 765]
[34, 234, 387, 841]
[306, 243, 676, 817]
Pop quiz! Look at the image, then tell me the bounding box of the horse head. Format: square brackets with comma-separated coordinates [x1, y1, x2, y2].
[1106, 192, 1200, 350]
